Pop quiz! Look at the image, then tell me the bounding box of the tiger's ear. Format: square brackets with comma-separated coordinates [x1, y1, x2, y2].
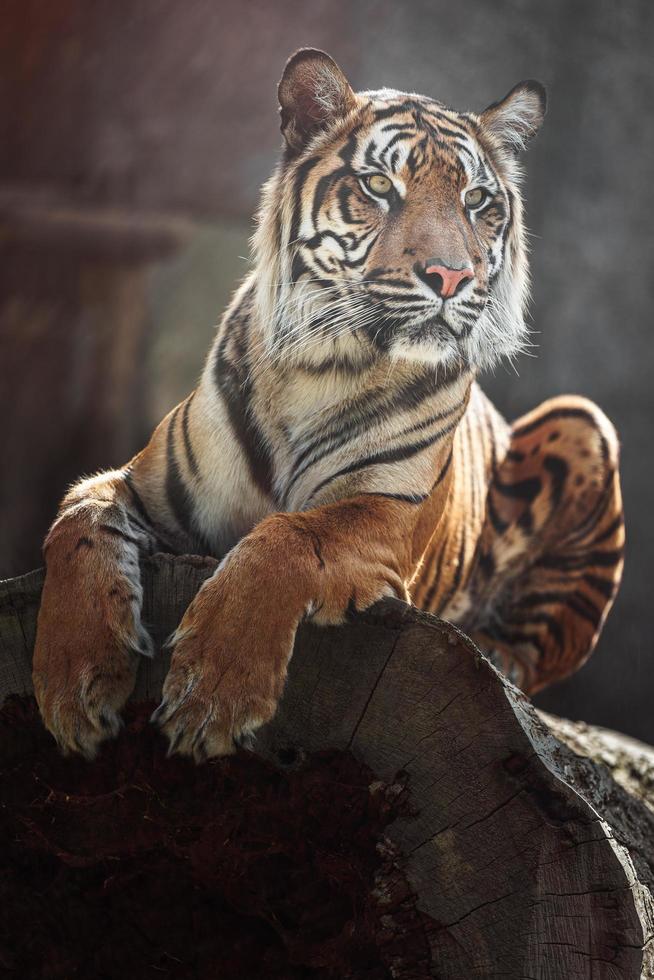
[278, 48, 357, 155]
[480, 80, 547, 153]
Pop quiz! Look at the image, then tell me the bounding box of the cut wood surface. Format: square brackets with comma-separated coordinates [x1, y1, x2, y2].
[1, 555, 653, 979]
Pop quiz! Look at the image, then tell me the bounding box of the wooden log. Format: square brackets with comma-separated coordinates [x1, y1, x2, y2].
[1, 555, 653, 979]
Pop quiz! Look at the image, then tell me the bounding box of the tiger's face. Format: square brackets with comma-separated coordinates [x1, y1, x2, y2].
[255, 50, 546, 374]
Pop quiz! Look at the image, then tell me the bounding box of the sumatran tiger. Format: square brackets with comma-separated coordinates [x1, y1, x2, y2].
[32, 49, 624, 762]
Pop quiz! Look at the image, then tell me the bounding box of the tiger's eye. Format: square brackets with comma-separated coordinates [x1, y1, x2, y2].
[366, 174, 393, 196]
[465, 187, 487, 208]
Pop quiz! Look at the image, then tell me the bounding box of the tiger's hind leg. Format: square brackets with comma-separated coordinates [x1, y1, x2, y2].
[457, 396, 624, 694]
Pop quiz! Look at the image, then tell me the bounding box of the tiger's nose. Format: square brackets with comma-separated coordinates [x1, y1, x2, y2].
[418, 260, 474, 299]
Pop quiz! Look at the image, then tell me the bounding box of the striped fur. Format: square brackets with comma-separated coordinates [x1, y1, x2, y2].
[33, 50, 623, 760]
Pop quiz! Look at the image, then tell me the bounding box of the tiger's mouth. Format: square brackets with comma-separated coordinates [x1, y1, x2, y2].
[278, 277, 506, 371]
[355, 307, 477, 360]
[397, 312, 479, 359]
[346, 282, 524, 372]
[425, 312, 476, 340]
[363, 296, 487, 348]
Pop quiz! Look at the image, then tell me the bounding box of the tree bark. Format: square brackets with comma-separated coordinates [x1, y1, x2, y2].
[1, 555, 652, 979]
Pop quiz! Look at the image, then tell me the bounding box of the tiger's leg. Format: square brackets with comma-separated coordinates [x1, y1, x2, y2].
[33, 388, 217, 757]
[32, 470, 160, 757]
[455, 396, 624, 694]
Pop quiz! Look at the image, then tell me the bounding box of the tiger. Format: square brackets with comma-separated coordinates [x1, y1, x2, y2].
[33, 48, 624, 762]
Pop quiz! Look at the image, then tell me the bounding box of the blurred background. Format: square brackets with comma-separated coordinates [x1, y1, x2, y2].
[1, 0, 652, 739]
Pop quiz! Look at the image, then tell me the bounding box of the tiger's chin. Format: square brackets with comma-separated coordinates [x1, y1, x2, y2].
[389, 336, 469, 372]
[387, 311, 528, 374]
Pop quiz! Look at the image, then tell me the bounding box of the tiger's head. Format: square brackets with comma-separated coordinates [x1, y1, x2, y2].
[254, 49, 546, 375]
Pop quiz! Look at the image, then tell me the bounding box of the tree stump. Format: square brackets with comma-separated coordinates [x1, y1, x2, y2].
[1, 555, 653, 978]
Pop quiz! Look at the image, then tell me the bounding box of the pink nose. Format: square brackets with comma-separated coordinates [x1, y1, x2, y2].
[423, 263, 474, 299]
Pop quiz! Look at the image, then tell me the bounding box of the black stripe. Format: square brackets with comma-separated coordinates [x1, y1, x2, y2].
[421, 539, 448, 611]
[436, 123, 472, 141]
[363, 446, 454, 507]
[338, 127, 363, 167]
[512, 406, 600, 440]
[406, 136, 428, 176]
[432, 446, 454, 490]
[302, 131, 361, 232]
[364, 139, 380, 168]
[373, 104, 408, 122]
[517, 506, 534, 535]
[290, 250, 310, 284]
[98, 524, 141, 548]
[297, 351, 377, 377]
[306, 416, 461, 504]
[289, 155, 321, 245]
[487, 492, 510, 534]
[336, 183, 366, 225]
[340, 233, 381, 269]
[362, 490, 427, 504]
[514, 590, 568, 609]
[123, 471, 177, 553]
[381, 130, 416, 161]
[583, 574, 616, 600]
[565, 472, 614, 544]
[517, 589, 602, 630]
[213, 320, 274, 500]
[181, 393, 199, 478]
[366, 288, 428, 304]
[123, 472, 154, 528]
[567, 592, 603, 630]
[577, 548, 625, 569]
[543, 455, 569, 510]
[285, 369, 451, 499]
[165, 406, 196, 537]
[436, 531, 467, 614]
[494, 474, 542, 502]
[367, 274, 414, 290]
[504, 610, 565, 651]
[589, 514, 624, 548]
[484, 622, 547, 663]
[535, 548, 624, 572]
[484, 396, 499, 479]
[312, 165, 348, 226]
[477, 549, 495, 580]
[393, 401, 464, 441]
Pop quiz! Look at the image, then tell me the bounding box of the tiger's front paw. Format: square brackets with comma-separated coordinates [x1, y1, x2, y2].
[34, 651, 136, 759]
[33, 574, 151, 759]
[152, 573, 295, 762]
[152, 633, 287, 763]
[151, 651, 279, 762]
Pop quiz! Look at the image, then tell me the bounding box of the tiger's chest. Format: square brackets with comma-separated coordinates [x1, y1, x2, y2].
[269, 367, 474, 512]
